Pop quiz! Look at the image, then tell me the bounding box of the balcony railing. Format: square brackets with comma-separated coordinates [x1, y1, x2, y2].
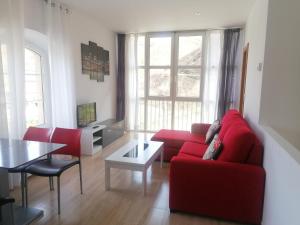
[137, 99, 209, 132]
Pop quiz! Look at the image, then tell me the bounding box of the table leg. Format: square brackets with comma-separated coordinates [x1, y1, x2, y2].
[0, 168, 14, 225]
[105, 162, 110, 191]
[160, 147, 164, 168]
[142, 169, 147, 196]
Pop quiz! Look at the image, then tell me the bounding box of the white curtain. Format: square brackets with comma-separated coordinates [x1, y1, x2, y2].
[202, 30, 224, 123]
[45, 0, 76, 128]
[0, 0, 26, 188]
[125, 34, 139, 131]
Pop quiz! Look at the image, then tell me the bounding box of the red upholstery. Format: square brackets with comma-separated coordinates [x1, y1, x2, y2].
[23, 127, 52, 142]
[51, 128, 81, 157]
[246, 137, 264, 165]
[151, 129, 205, 161]
[153, 110, 265, 224]
[151, 129, 205, 148]
[218, 125, 255, 163]
[191, 123, 211, 136]
[163, 146, 181, 162]
[219, 110, 243, 139]
[179, 142, 207, 158]
[170, 157, 265, 225]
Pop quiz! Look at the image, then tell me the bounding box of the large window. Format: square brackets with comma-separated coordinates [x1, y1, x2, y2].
[24, 48, 45, 127]
[136, 32, 206, 131]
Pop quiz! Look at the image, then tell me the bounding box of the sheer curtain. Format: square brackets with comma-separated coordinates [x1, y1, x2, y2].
[125, 34, 139, 131]
[45, 0, 76, 128]
[217, 28, 242, 118]
[0, 0, 26, 187]
[202, 30, 224, 123]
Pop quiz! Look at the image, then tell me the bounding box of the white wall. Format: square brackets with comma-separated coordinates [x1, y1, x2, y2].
[24, 0, 117, 123]
[244, 1, 300, 225]
[244, 0, 268, 130]
[67, 9, 117, 122]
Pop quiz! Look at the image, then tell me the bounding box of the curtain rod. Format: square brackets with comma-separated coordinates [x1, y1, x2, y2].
[43, 0, 71, 14]
[124, 26, 244, 35]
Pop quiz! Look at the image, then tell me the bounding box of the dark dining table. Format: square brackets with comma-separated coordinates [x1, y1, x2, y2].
[0, 138, 65, 225]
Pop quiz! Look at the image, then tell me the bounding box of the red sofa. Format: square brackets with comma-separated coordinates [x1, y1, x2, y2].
[151, 110, 265, 225]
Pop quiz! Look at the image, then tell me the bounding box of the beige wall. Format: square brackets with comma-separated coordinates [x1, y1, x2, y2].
[245, 1, 300, 225]
[260, 0, 300, 149]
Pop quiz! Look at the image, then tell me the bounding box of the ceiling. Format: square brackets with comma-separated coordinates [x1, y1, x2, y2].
[60, 0, 256, 33]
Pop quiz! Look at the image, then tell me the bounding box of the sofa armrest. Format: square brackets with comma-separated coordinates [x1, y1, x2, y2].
[170, 157, 265, 224]
[191, 123, 211, 135]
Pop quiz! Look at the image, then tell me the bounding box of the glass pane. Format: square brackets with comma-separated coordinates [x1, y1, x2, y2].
[138, 69, 144, 97]
[147, 100, 172, 131]
[149, 69, 170, 97]
[25, 101, 45, 127]
[174, 101, 201, 131]
[150, 37, 171, 66]
[137, 35, 145, 66]
[178, 36, 202, 66]
[25, 75, 43, 101]
[177, 68, 201, 97]
[25, 48, 42, 74]
[24, 48, 45, 127]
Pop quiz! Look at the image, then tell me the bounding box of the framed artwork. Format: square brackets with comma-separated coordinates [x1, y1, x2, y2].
[104, 50, 110, 75]
[81, 41, 110, 82]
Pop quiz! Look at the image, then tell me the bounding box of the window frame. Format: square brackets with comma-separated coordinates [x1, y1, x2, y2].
[24, 43, 51, 128]
[174, 31, 206, 101]
[136, 31, 207, 131]
[146, 32, 174, 100]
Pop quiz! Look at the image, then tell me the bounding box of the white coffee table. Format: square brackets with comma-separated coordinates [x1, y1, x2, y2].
[105, 140, 164, 196]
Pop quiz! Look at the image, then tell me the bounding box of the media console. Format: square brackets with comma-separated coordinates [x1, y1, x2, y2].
[80, 119, 125, 155]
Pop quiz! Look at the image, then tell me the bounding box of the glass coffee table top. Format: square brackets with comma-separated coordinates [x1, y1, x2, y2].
[123, 143, 149, 158]
[105, 140, 163, 166]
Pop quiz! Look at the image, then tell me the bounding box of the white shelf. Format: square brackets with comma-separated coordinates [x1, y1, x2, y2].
[81, 122, 106, 155]
[91, 125, 106, 133]
[93, 136, 102, 142]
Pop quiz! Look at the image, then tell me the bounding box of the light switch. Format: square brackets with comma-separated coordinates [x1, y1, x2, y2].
[257, 63, 263, 71]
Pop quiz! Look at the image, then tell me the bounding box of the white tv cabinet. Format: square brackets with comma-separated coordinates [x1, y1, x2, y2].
[80, 124, 106, 155]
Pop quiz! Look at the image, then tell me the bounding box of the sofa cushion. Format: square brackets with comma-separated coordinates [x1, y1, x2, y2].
[246, 137, 264, 166]
[218, 125, 255, 163]
[212, 138, 223, 160]
[219, 115, 246, 139]
[205, 120, 221, 144]
[203, 135, 223, 160]
[151, 129, 205, 148]
[221, 110, 241, 124]
[177, 152, 203, 160]
[179, 142, 207, 158]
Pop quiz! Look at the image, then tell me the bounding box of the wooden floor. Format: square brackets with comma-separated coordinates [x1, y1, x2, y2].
[11, 132, 241, 225]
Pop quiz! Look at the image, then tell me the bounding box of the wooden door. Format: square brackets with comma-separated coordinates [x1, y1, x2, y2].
[239, 43, 249, 115]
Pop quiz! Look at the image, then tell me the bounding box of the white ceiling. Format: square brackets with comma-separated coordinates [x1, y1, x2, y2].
[61, 0, 255, 33]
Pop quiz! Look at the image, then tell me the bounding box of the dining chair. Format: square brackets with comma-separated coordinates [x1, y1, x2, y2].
[8, 127, 52, 208]
[0, 197, 15, 225]
[25, 127, 82, 214]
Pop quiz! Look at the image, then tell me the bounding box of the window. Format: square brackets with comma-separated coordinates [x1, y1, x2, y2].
[149, 35, 172, 97]
[176, 35, 203, 98]
[24, 48, 45, 127]
[136, 32, 206, 131]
